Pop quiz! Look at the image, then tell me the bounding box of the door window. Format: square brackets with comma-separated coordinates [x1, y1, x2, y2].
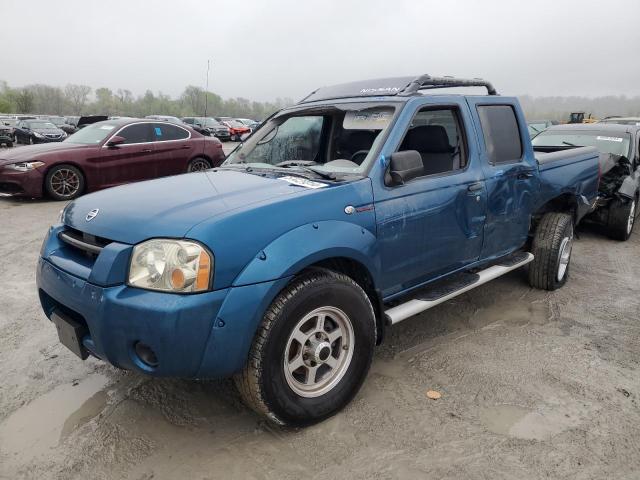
[396, 108, 467, 177]
[477, 105, 523, 164]
[119, 123, 154, 144]
[152, 123, 189, 141]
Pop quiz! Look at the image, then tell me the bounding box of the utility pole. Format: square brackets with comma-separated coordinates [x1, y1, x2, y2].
[204, 59, 211, 118]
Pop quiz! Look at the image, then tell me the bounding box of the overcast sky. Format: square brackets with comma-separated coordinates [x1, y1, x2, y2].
[2, 0, 640, 101]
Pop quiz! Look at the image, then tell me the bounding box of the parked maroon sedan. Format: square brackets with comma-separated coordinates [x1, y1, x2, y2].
[0, 119, 225, 200]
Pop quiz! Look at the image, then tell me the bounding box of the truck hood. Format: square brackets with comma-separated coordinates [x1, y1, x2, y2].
[63, 169, 321, 244]
[0, 142, 88, 164]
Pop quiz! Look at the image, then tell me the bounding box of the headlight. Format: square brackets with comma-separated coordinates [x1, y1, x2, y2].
[128, 239, 213, 293]
[5, 161, 45, 172]
[33, 132, 44, 138]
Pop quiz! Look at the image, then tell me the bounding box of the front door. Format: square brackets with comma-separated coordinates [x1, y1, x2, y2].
[97, 123, 157, 187]
[373, 100, 487, 298]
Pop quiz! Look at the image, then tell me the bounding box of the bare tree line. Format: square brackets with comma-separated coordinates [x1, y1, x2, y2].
[0, 81, 294, 120]
[1, 80, 639, 121]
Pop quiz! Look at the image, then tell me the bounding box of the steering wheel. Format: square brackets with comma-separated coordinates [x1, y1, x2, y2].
[350, 150, 370, 165]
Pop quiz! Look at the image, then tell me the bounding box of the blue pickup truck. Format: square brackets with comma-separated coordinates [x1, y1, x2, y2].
[37, 75, 600, 426]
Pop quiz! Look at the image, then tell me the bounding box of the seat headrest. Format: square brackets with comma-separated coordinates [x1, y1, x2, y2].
[403, 125, 452, 153]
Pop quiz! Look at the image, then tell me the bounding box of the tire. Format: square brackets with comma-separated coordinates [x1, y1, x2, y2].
[235, 269, 376, 427]
[44, 164, 85, 200]
[528, 212, 574, 291]
[29, 136, 34, 145]
[607, 198, 636, 241]
[186, 157, 212, 172]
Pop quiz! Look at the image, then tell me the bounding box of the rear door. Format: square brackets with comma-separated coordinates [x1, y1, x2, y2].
[149, 122, 194, 176]
[97, 123, 156, 187]
[466, 98, 539, 259]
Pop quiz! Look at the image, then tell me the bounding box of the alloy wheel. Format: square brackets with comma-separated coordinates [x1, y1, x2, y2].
[627, 200, 636, 235]
[556, 234, 573, 282]
[283, 306, 355, 398]
[50, 168, 80, 198]
[188, 159, 210, 172]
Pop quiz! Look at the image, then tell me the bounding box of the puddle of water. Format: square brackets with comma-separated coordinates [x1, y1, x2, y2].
[0, 373, 109, 462]
[479, 404, 573, 440]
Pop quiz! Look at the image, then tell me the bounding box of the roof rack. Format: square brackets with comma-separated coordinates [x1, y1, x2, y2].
[400, 74, 498, 96]
[297, 74, 497, 104]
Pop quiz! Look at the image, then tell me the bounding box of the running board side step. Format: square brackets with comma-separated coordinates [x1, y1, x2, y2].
[385, 252, 534, 325]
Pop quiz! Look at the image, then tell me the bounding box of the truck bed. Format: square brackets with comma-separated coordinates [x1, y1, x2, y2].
[535, 145, 619, 177]
[534, 146, 600, 219]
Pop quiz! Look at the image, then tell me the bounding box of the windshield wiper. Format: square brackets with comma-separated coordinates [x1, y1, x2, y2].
[562, 141, 578, 147]
[276, 161, 337, 180]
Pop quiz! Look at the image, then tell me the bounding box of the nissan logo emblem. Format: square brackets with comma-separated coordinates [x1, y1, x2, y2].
[86, 208, 99, 221]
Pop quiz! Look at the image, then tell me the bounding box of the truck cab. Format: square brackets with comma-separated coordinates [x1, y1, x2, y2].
[36, 75, 600, 427]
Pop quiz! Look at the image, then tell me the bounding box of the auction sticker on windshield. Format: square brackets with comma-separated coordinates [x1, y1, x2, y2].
[344, 107, 394, 130]
[597, 136, 624, 142]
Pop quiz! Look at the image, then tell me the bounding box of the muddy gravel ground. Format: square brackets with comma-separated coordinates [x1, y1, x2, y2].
[1, 185, 639, 479]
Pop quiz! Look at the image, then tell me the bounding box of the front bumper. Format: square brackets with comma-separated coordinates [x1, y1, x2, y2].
[36, 255, 290, 378]
[0, 167, 44, 197]
[33, 135, 65, 143]
[0, 134, 12, 145]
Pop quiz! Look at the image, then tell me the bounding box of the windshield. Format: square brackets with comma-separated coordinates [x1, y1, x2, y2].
[27, 121, 57, 129]
[64, 122, 118, 144]
[48, 117, 66, 125]
[225, 120, 244, 128]
[224, 103, 398, 176]
[532, 130, 632, 157]
[202, 118, 221, 127]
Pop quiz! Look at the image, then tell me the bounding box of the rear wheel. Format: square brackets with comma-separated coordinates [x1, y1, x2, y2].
[528, 212, 574, 291]
[235, 269, 376, 427]
[45, 164, 85, 200]
[607, 198, 636, 241]
[186, 157, 211, 172]
[29, 136, 34, 145]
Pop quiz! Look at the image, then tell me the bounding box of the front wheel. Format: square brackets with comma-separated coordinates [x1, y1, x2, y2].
[528, 212, 574, 291]
[607, 198, 636, 241]
[45, 164, 85, 200]
[235, 269, 376, 427]
[186, 157, 211, 172]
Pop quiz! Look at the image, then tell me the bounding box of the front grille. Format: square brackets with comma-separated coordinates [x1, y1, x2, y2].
[58, 227, 112, 259]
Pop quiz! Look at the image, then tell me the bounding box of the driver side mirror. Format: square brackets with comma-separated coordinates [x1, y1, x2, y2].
[106, 135, 125, 147]
[387, 150, 424, 186]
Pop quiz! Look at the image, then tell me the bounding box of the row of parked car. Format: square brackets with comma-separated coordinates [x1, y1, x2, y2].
[0, 114, 261, 147]
[29, 74, 640, 428]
